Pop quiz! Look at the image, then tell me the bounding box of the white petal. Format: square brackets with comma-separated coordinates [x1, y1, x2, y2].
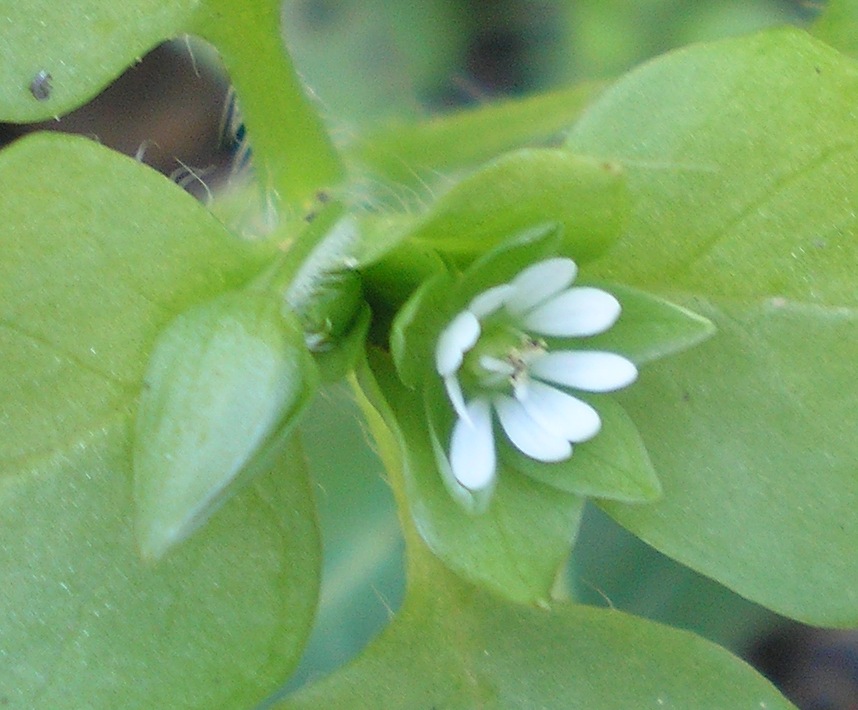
[516, 380, 601, 442]
[522, 287, 620, 337]
[450, 398, 496, 490]
[494, 395, 572, 462]
[444, 375, 470, 422]
[435, 310, 480, 376]
[530, 351, 638, 392]
[469, 284, 514, 318]
[506, 258, 577, 316]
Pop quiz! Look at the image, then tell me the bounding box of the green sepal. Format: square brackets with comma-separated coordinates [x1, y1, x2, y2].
[390, 224, 560, 389]
[357, 349, 585, 606]
[577, 283, 716, 365]
[454, 223, 563, 304]
[133, 290, 318, 560]
[314, 302, 372, 381]
[389, 271, 456, 389]
[500, 396, 662, 503]
[408, 148, 628, 266]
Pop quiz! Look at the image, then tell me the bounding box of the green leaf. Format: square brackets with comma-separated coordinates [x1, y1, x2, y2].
[408, 148, 628, 265]
[0, 0, 198, 121]
[502, 396, 661, 504]
[134, 290, 317, 560]
[278, 558, 794, 710]
[567, 27, 858, 624]
[0, 421, 320, 709]
[812, 0, 858, 59]
[582, 283, 716, 365]
[0, 132, 267, 474]
[347, 81, 607, 187]
[356, 350, 584, 606]
[0, 132, 316, 706]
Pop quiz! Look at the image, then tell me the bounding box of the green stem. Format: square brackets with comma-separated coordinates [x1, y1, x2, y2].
[190, 0, 343, 214]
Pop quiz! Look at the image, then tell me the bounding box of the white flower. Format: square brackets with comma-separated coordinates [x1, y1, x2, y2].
[434, 257, 638, 493]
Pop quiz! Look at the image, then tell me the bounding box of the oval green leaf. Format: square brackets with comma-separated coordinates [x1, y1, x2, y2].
[568, 27, 858, 625]
[278, 559, 794, 710]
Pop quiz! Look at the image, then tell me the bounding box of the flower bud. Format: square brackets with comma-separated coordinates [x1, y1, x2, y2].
[133, 291, 317, 560]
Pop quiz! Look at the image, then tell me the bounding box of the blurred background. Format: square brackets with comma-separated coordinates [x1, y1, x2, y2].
[4, 2, 857, 708]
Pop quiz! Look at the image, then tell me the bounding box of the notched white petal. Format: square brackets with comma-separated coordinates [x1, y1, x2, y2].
[518, 380, 601, 442]
[469, 284, 514, 318]
[444, 375, 470, 422]
[506, 257, 577, 316]
[530, 351, 638, 392]
[450, 398, 496, 490]
[435, 310, 480, 376]
[522, 287, 621, 337]
[494, 395, 572, 462]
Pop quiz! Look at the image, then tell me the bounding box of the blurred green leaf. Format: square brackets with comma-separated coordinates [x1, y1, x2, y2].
[282, 0, 466, 126]
[134, 291, 317, 559]
[0, 422, 320, 709]
[0, 0, 198, 121]
[813, 0, 858, 58]
[348, 82, 606, 187]
[568, 27, 858, 625]
[0, 132, 266, 473]
[278, 555, 794, 710]
[409, 148, 628, 266]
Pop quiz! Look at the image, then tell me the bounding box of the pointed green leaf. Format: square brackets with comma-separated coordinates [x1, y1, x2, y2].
[347, 82, 607, 187]
[134, 291, 317, 560]
[582, 283, 716, 365]
[568, 28, 858, 624]
[502, 396, 661, 503]
[278, 560, 794, 710]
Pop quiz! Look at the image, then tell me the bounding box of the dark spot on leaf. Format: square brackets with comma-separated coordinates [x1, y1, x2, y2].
[815, 66, 821, 74]
[29, 70, 52, 101]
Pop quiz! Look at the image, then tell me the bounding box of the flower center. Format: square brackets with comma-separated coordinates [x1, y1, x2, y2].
[460, 317, 547, 396]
